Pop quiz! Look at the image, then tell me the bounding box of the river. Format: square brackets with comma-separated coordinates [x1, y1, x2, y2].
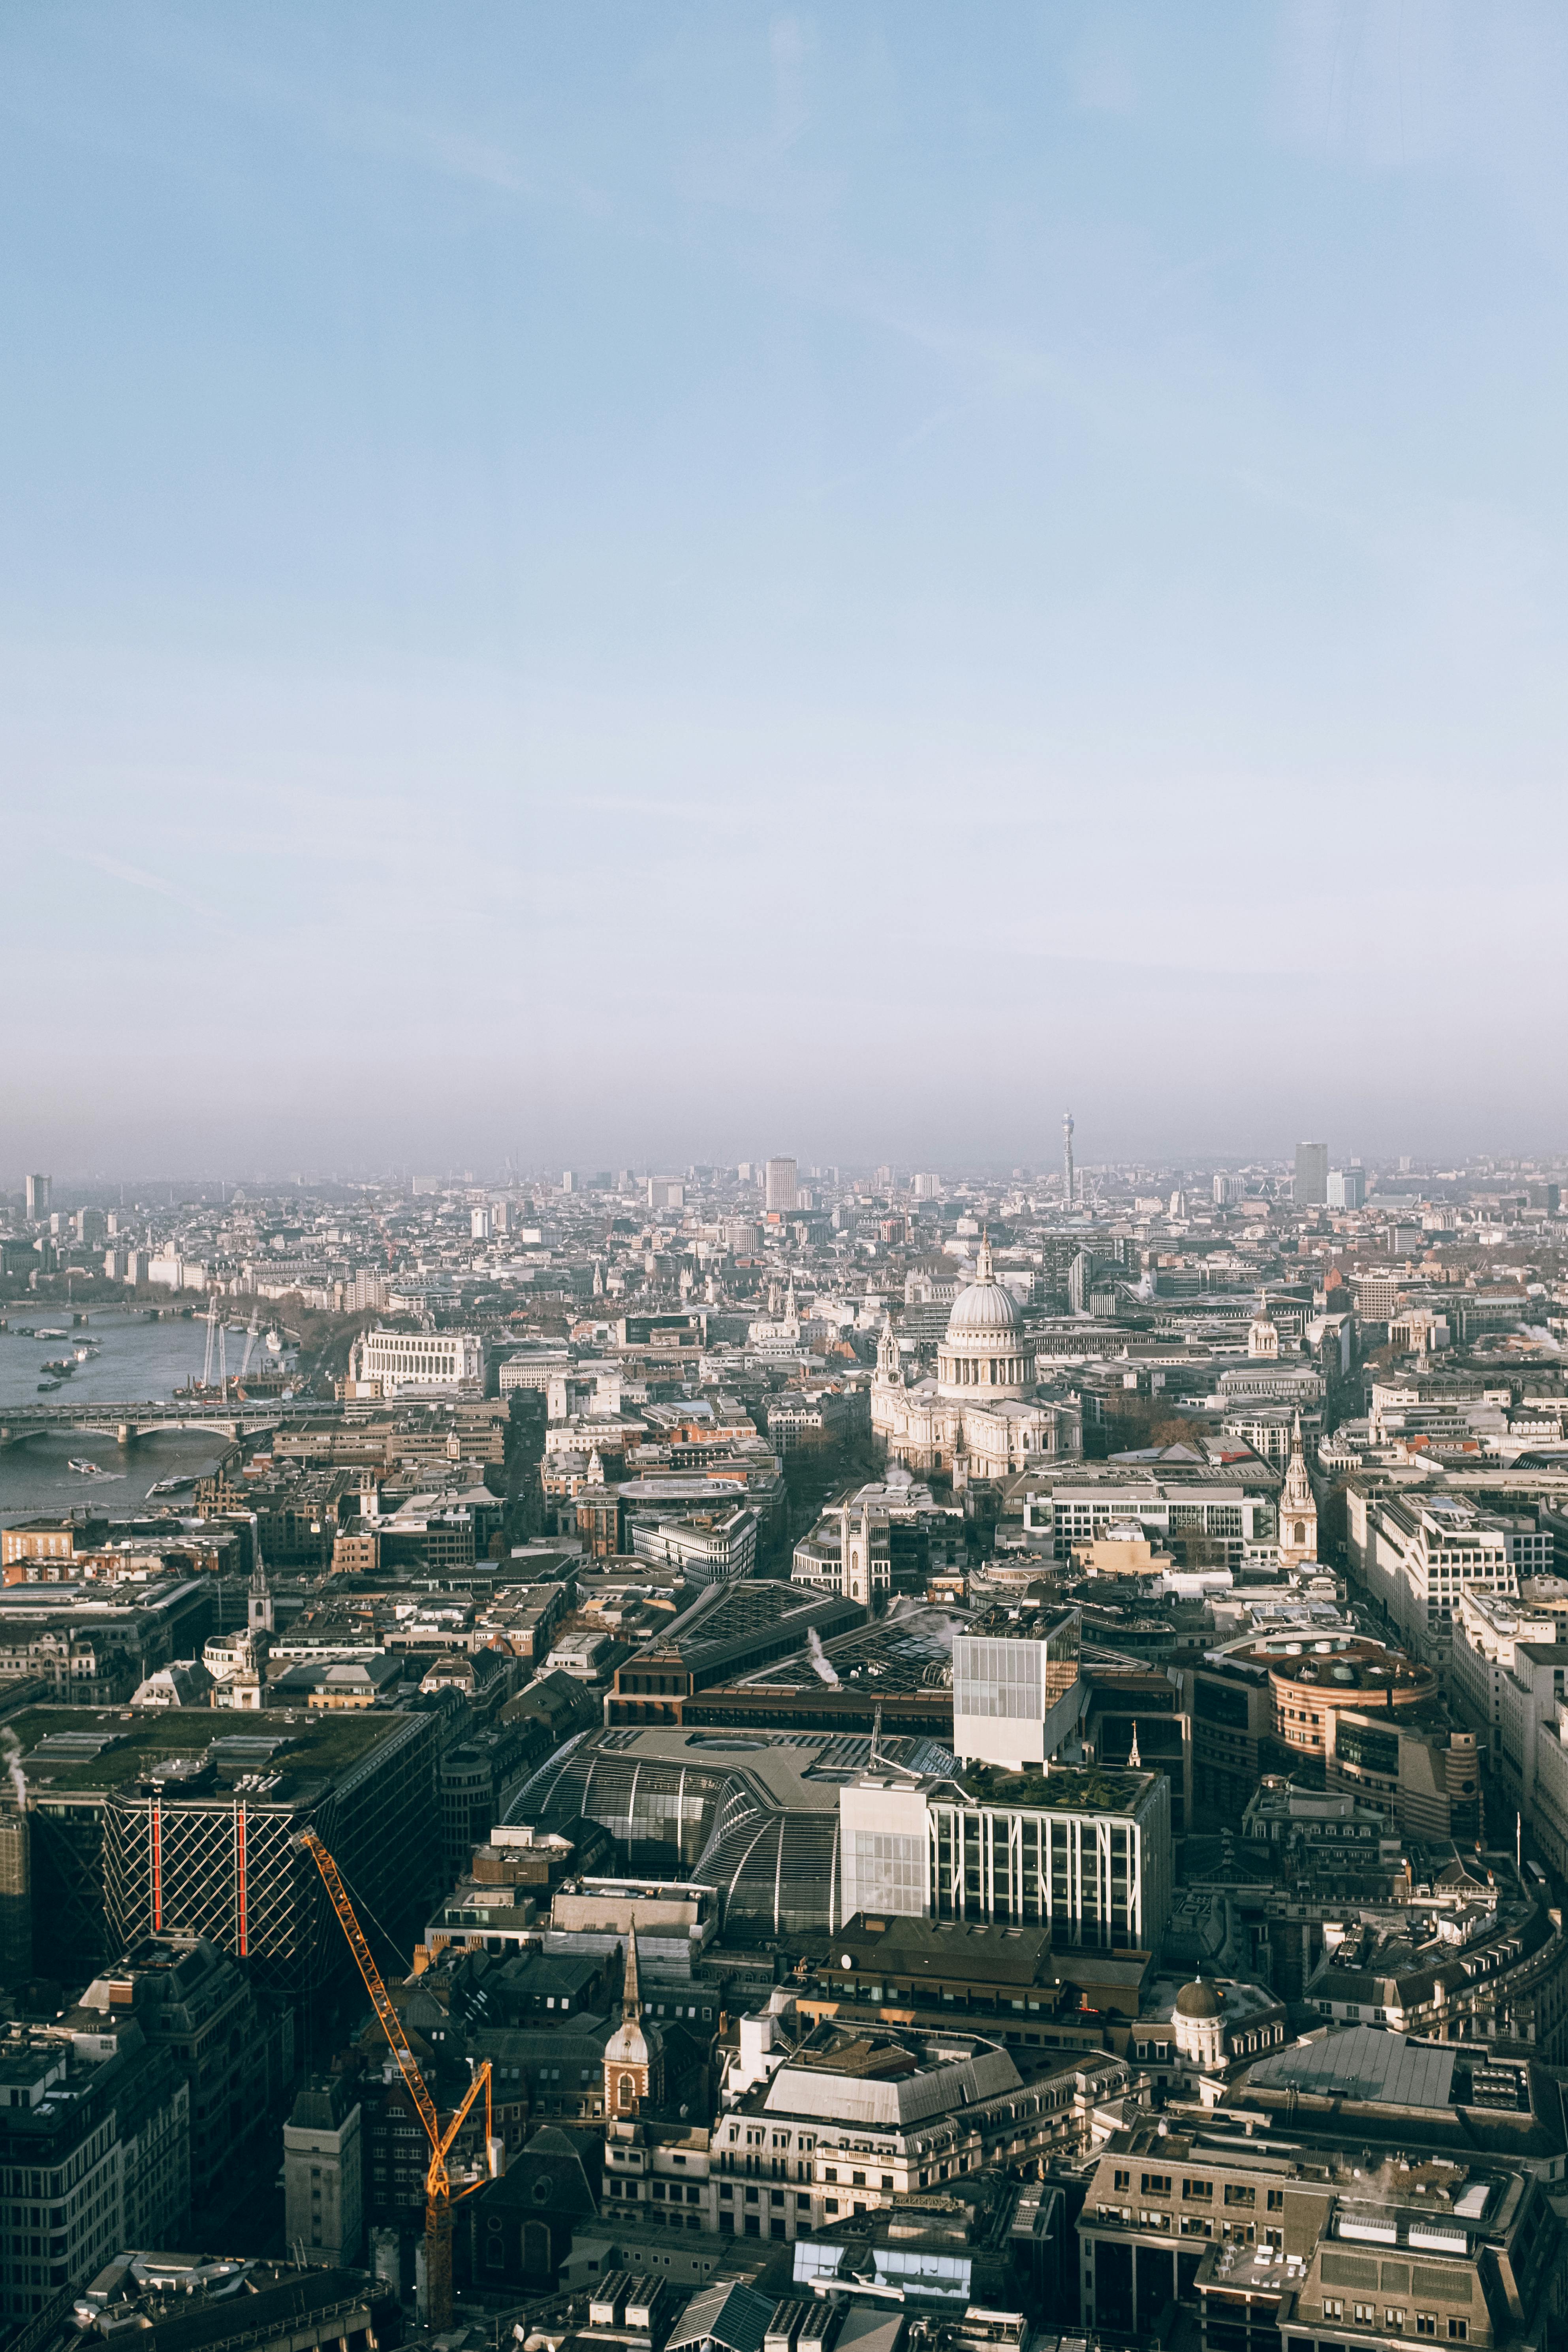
[0, 1306, 293, 1526]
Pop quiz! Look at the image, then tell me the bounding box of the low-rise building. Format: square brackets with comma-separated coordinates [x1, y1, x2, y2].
[716, 2002, 1131, 2244]
[1079, 2062, 1562, 2341]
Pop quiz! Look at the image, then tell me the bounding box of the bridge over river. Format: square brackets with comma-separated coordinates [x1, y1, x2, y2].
[0, 1398, 338, 1450]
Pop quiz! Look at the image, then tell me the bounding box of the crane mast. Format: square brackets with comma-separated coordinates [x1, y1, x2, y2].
[301, 1830, 493, 2325]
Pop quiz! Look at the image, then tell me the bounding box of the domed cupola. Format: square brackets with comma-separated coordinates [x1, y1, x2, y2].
[1172, 1970, 1227, 2069]
[936, 1235, 1035, 1400]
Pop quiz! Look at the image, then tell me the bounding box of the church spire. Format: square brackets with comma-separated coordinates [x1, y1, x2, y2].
[975, 1227, 995, 1284]
[1128, 1720, 1141, 1770]
[622, 1924, 642, 2025]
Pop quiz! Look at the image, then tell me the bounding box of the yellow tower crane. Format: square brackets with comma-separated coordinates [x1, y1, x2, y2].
[301, 1829, 494, 2327]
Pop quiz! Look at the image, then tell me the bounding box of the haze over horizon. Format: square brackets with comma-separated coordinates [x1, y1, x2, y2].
[6, 4, 1568, 1171]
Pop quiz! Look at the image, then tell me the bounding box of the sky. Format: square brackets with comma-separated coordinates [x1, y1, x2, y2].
[5, 2, 1568, 1179]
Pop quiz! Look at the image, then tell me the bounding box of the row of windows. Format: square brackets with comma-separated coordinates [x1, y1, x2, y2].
[1115, 2170, 1283, 2210]
[1309, 2309, 1466, 2339]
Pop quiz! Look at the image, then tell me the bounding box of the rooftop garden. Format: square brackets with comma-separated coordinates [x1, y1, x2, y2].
[953, 1760, 1146, 1812]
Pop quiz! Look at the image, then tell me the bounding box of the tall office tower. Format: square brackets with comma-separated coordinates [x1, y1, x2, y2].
[1062, 1112, 1075, 1208]
[1213, 1173, 1240, 1206]
[24, 1175, 49, 1221]
[765, 1157, 798, 1213]
[1294, 1140, 1328, 1205]
[1327, 1164, 1367, 1211]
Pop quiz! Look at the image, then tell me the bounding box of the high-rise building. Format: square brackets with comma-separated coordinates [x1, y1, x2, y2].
[0, 2021, 189, 2322]
[765, 1157, 797, 1213]
[1294, 1140, 1328, 1205]
[283, 2075, 364, 2266]
[1528, 1181, 1561, 1214]
[470, 1206, 491, 1240]
[1327, 1164, 1367, 1210]
[1212, 1172, 1240, 1205]
[952, 1607, 1082, 1767]
[1062, 1111, 1075, 1207]
[838, 1745, 1171, 1954]
[912, 1172, 940, 1200]
[24, 1174, 49, 1221]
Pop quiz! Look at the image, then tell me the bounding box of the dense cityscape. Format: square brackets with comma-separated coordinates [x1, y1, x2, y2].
[0, 1141, 1567, 2352]
[9, 7, 1568, 2352]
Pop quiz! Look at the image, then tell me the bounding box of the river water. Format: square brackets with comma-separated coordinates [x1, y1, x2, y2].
[0, 1307, 291, 1527]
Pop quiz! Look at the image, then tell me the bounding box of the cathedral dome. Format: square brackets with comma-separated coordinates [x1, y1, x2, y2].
[945, 1239, 1023, 1341]
[946, 1279, 1023, 1339]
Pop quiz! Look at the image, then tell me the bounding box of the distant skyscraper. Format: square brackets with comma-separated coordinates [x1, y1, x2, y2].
[24, 1175, 49, 1222]
[1213, 1173, 1241, 1206]
[1327, 1165, 1367, 1211]
[765, 1157, 798, 1213]
[1062, 1112, 1075, 1209]
[1294, 1141, 1328, 1206]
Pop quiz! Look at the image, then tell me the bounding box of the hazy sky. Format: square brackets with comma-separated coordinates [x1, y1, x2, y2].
[6, 4, 1568, 1178]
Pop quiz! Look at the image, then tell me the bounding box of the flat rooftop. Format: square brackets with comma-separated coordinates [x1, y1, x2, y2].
[9, 1704, 416, 1799]
[948, 1760, 1156, 1815]
[730, 1604, 966, 1699]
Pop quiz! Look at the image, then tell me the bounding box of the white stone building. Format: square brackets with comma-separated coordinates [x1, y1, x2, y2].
[351, 1326, 485, 1394]
[871, 1239, 1080, 1480]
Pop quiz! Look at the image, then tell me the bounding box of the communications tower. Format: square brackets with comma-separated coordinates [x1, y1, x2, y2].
[1063, 1111, 1075, 1210]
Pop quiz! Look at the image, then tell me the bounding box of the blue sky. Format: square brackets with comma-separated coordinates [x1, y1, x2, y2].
[5, 3, 1568, 1176]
